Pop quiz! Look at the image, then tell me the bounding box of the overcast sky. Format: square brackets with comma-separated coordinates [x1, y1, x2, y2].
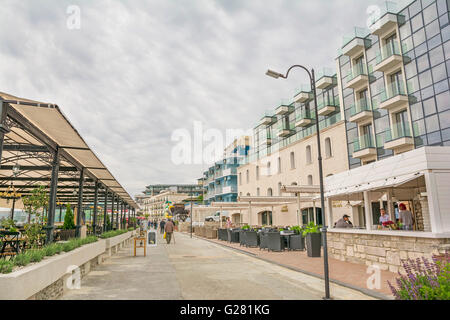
[0, 0, 388, 197]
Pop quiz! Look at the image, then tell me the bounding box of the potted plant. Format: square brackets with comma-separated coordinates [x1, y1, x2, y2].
[303, 222, 321, 257]
[241, 225, 250, 230]
[60, 204, 76, 240]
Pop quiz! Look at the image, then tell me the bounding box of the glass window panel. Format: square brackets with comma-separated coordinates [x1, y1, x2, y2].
[415, 134, 428, 146]
[415, 42, 429, 57]
[402, 36, 414, 53]
[405, 59, 418, 78]
[423, 97, 437, 116]
[375, 115, 390, 134]
[421, 85, 435, 100]
[436, 90, 450, 112]
[439, 109, 450, 129]
[440, 12, 449, 28]
[437, 0, 447, 15]
[400, 22, 412, 39]
[432, 63, 447, 82]
[429, 45, 445, 66]
[428, 33, 442, 49]
[407, 75, 420, 93]
[425, 20, 440, 39]
[426, 114, 441, 132]
[444, 40, 450, 60]
[410, 101, 424, 120]
[419, 70, 433, 88]
[412, 12, 424, 32]
[410, 0, 422, 17]
[422, 0, 434, 8]
[413, 119, 426, 136]
[442, 127, 450, 140]
[417, 53, 430, 72]
[423, 3, 438, 25]
[427, 131, 442, 144]
[443, 25, 450, 43]
[413, 28, 426, 45]
[434, 78, 449, 94]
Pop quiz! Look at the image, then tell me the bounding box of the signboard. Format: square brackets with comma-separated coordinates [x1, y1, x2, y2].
[147, 230, 157, 247]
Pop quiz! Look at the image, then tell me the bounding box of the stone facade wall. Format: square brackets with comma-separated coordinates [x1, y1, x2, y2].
[328, 232, 450, 273]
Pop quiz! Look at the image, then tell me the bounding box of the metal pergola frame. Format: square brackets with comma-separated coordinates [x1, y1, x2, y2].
[0, 92, 138, 243]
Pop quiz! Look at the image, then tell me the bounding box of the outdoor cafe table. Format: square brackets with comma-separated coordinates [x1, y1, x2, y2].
[280, 231, 295, 251]
[0, 231, 26, 257]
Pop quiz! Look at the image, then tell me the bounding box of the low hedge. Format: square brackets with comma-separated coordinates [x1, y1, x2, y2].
[99, 229, 129, 239]
[0, 236, 98, 274]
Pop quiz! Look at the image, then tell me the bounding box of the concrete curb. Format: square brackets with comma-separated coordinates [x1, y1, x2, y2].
[185, 233, 393, 301]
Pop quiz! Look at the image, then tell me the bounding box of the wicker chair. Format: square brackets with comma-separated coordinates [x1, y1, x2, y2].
[245, 231, 258, 248]
[267, 232, 285, 252]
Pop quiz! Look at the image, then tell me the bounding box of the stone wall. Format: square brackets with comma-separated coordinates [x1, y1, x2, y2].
[328, 231, 450, 273]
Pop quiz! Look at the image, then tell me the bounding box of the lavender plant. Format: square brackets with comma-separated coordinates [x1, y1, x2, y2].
[388, 252, 449, 300]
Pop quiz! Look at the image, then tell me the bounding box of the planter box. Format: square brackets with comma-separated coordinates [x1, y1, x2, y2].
[0, 240, 106, 300]
[105, 231, 133, 249]
[306, 233, 321, 257]
[58, 229, 76, 241]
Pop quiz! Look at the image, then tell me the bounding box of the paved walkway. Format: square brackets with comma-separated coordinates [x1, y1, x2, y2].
[61, 231, 375, 300]
[202, 234, 396, 298]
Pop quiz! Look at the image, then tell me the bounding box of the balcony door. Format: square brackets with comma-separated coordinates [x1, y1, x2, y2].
[385, 33, 397, 57]
[389, 71, 403, 96]
[358, 89, 369, 109]
[393, 109, 410, 137]
[361, 123, 373, 147]
[354, 55, 365, 74]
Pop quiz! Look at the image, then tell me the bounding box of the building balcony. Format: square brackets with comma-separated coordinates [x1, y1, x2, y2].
[384, 122, 414, 151]
[317, 98, 339, 116]
[349, 98, 373, 123]
[341, 27, 371, 57]
[260, 115, 277, 126]
[379, 81, 409, 112]
[295, 110, 315, 128]
[275, 104, 295, 116]
[293, 85, 313, 103]
[352, 134, 377, 159]
[277, 123, 295, 138]
[222, 168, 237, 177]
[346, 64, 370, 90]
[374, 42, 409, 74]
[368, 1, 405, 37]
[315, 68, 336, 89]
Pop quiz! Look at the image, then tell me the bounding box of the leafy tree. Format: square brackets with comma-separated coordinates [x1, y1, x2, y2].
[62, 204, 76, 230]
[22, 186, 48, 248]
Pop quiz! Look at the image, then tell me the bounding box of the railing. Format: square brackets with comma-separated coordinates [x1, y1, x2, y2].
[294, 84, 312, 96]
[342, 27, 370, 47]
[385, 121, 412, 142]
[380, 80, 407, 102]
[349, 97, 371, 117]
[347, 63, 368, 82]
[353, 134, 375, 152]
[315, 68, 336, 81]
[376, 41, 406, 65]
[296, 109, 316, 121]
[318, 96, 339, 110]
[368, 1, 400, 27]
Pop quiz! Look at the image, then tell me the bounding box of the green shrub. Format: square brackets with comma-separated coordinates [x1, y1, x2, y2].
[28, 249, 45, 263]
[302, 222, 321, 237]
[99, 229, 128, 239]
[44, 244, 59, 256]
[62, 204, 76, 230]
[0, 260, 14, 274]
[13, 252, 32, 266]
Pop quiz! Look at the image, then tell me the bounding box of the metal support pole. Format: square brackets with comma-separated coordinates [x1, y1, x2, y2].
[93, 182, 99, 235]
[190, 185, 193, 238]
[46, 147, 60, 243]
[111, 194, 115, 230]
[120, 201, 124, 229]
[103, 189, 108, 232]
[311, 69, 331, 300]
[59, 205, 62, 223]
[0, 100, 11, 164]
[75, 168, 84, 238]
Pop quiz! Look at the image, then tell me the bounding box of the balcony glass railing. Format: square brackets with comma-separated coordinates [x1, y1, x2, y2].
[368, 1, 400, 27]
[385, 121, 412, 142]
[353, 134, 375, 152]
[294, 84, 312, 96]
[350, 97, 371, 117]
[376, 41, 407, 65]
[316, 68, 336, 81]
[342, 27, 370, 47]
[318, 96, 340, 110]
[347, 63, 368, 82]
[296, 109, 316, 122]
[380, 80, 407, 102]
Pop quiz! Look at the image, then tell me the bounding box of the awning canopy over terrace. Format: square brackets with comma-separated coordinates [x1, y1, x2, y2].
[0, 92, 137, 209]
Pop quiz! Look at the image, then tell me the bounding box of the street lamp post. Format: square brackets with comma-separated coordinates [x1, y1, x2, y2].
[190, 185, 193, 238]
[266, 65, 331, 300]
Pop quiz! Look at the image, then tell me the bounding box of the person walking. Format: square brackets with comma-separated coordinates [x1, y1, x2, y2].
[164, 219, 175, 244]
[398, 203, 414, 230]
[159, 219, 166, 234]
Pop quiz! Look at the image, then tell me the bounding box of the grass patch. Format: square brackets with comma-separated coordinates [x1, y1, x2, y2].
[99, 229, 129, 239]
[0, 260, 14, 274]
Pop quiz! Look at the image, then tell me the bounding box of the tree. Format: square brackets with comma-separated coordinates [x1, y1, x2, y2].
[22, 186, 48, 248]
[63, 204, 76, 230]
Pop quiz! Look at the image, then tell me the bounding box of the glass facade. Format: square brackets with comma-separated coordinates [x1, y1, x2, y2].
[338, 0, 449, 169]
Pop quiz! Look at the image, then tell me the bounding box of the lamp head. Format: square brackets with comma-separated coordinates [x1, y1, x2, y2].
[266, 69, 284, 79]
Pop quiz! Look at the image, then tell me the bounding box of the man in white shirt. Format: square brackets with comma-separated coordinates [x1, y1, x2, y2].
[379, 208, 390, 224]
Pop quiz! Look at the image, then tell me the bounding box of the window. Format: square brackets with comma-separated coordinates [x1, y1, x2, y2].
[239, 173, 242, 185]
[267, 188, 273, 196]
[246, 193, 251, 197]
[277, 157, 282, 174]
[306, 145, 312, 164]
[246, 170, 249, 183]
[290, 152, 295, 169]
[325, 137, 332, 158]
[257, 188, 260, 196]
[278, 182, 282, 196]
[267, 162, 271, 176]
[256, 166, 260, 180]
[308, 175, 313, 185]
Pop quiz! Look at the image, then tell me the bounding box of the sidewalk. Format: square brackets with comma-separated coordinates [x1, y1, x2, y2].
[187, 233, 397, 299]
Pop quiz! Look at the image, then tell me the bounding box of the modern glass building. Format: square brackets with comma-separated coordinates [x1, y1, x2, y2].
[338, 0, 450, 168]
[203, 137, 250, 204]
[143, 184, 203, 197]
